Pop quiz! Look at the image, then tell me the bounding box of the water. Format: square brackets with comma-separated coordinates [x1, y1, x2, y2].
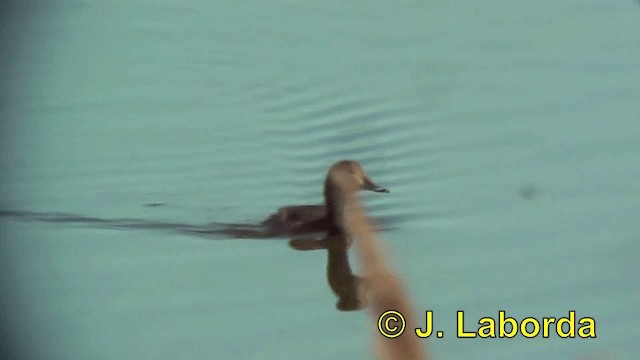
[1, 1, 639, 359]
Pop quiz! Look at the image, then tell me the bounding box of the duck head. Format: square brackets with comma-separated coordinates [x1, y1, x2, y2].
[324, 160, 389, 199]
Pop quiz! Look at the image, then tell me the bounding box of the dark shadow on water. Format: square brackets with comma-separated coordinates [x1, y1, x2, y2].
[0, 208, 397, 241]
[0, 209, 306, 240]
[0, 207, 389, 312]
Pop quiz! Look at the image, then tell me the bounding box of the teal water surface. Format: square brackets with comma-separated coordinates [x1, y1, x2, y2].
[1, 1, 639, 359]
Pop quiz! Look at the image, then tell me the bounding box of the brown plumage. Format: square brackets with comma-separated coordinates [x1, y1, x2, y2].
[262, 160, 389, 238]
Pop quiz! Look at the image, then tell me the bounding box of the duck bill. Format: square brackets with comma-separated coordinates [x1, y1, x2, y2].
[363, 177, 390, 193]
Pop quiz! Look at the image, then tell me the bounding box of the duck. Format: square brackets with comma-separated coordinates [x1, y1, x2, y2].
[261, 160, 389, 238]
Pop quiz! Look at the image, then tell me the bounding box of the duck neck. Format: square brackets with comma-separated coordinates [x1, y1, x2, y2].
[324, 178, 350, 229]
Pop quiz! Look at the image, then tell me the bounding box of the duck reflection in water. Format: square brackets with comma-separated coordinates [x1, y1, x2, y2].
[290, 234, 370, 311]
